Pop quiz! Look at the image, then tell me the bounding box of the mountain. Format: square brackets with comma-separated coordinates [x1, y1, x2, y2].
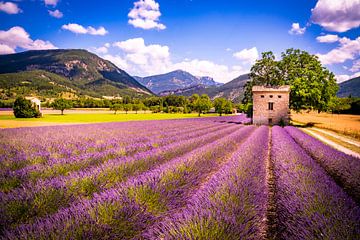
[337, 76, 360, 98]
[135, 70, 222, 94]
[0, 49, 152, 99]
[161, 73, 250, 103]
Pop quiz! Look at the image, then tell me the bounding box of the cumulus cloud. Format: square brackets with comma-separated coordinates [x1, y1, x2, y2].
[336, 72, 360, 83]
[0, 1, 21, 14]
[316, 34, 340, 43]
[350, 59, 360, 72]
[317, 36, 360, 65]
[0, 26, 57, 54]
[233, 47, 259, 64]
[171, 60, 245, 83]
[0, 43, 15, 54]
[112, 37, 170, 74]
[44, 0, 59, 7]
[62, 23, 108, 36]
[48, 9, 63, 18]
[288, 23, 306, 35]
[128, 0, 166, 30]
[100, 38, 247, 82]
[311, 0, 360, 32]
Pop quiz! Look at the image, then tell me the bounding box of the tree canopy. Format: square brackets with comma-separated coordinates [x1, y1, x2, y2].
[244, 49, 338, 112]
[51, 98, 72, 115]
[13, 97, 41, 118]
[214, 98, 232, 116]
[191, 94, 212, 116]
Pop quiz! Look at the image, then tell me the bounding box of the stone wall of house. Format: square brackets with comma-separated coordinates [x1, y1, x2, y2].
[252, 86, 290, 125]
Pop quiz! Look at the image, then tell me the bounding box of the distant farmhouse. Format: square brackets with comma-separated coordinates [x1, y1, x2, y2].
[252, 86, 290, 125]
[25, 97, 42, 114]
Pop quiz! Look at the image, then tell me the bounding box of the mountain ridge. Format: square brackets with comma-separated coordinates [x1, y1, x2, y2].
[0, 49, 153, 98]
[134, 70, 222, 94]
[337, 76, 360, 98]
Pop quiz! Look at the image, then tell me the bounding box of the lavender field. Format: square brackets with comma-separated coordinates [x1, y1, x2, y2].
[0, 116, 359, 239]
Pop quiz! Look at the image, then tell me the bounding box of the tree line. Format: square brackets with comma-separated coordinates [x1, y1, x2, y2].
[12, 94, 235, 118]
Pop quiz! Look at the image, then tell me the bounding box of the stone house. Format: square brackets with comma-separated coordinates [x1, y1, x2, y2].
[25, 97, 42, 114]
[252, 85, 290, 125]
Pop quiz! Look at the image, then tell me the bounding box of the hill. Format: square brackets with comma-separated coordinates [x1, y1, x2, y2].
[337, 76, 360, 98]
[0, 49, 152, 99]
[160, 73, 250, 103]
[134, 70, 222, 94]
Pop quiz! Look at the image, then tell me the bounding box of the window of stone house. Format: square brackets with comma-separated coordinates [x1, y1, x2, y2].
[270, 95, 273, 98]
[261, 95, 264, 98]
[268, 102, 274, 110]
[278, 95, 282, 98]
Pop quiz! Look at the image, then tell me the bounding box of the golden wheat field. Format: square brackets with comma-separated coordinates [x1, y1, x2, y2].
[291, 111, 360, 139]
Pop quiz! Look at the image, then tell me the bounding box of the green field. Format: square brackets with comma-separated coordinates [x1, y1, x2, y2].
[0, 112, 220, 128]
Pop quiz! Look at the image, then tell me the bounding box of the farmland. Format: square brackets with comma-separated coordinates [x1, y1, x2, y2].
[0, 115, 359, 239]
[0, 110, 219, 128]
[291, 111, 360, 140]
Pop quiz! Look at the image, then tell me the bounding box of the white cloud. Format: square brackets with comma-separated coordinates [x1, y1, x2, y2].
[0, 26, 57, 54]
[317, 36, 360, 65]
[311, 0, 360, 32]
[0, 1, 21, 14]
[171, 60, 246, 83]
[101, 37, 247, 83]
[91, 44, 109, 55]
[336, 72, 360, 83]
[128, 0, 166, 30]
[48, 9, 63, 18]
[350, 59, 360, 72]
[288, 23, 306, 35]
[61, 23, 108, 36]
[316, 34, 339, 43]
[44, 0, 59, 7]
[94, 46, 108, 54]
[112, 37, 170, 75]
[0, 43, 15, 54]
[233, 47, 259, 64]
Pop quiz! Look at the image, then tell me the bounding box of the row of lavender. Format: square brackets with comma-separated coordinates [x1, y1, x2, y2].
[0, 116, 249, 234]
[1, 115, 360, 239]
[2, 117, 257, 238]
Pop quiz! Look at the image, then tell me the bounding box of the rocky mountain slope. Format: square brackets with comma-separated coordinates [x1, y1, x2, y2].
[337, 76, 360, 98]
[160, 73, 250, 103]
[0, 49, 152, 99]
[134, 70, 222, 94]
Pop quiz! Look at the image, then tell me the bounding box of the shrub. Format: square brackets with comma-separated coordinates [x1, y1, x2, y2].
[13, 97, 41, 118]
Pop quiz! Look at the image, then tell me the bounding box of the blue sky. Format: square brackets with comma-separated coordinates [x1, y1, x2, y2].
[0, 0, 359, 83]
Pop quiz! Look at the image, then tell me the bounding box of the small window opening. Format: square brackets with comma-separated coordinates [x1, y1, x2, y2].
[268, 102, 274, 110]
[270, 95, 273, 98]
[278, 95, 282, 98]
[261, 95, 264, 98]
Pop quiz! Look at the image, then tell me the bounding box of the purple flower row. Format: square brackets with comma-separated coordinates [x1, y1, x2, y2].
[1, 119, 218, 175]
[1, 120, 241, 229]
[144, 126, 269, 239]
[272, 126, 360, 239]
[3, 125, 255, 239]
[1, 121, 227, 191]
[285, 126, 360, 204]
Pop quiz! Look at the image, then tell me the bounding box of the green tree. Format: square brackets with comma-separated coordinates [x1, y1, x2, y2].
[224, 100, 232, 114]
[213, 98, 227, 116]
[13, 97, 40, 118]
[132, 103, 141, 114]
[123, 103, 132, 114]
[194, 94, 212, 116]
[51, 98, 72, 115]
[244, 49, 338, 112]
[110, 104, 123, 114]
